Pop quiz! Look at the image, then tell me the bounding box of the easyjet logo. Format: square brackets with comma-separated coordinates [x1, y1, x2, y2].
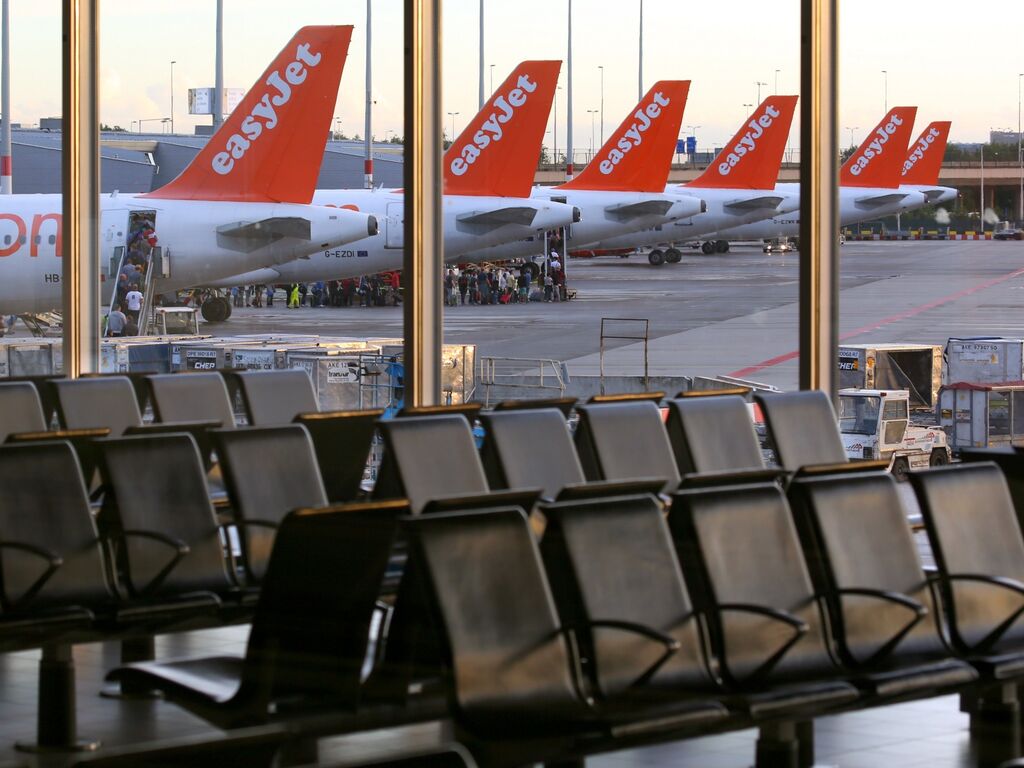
[717, 104, 782, 176]
[449, 73, 539, 177]
[598, 91, 671, 175]
[848, 113, 904, 177]
[211, 42, 323, 176]
[901, 126, 941, 176]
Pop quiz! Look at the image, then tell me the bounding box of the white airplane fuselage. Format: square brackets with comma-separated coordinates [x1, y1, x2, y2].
[0, 193, 377, 315]
[205, 188, 579, 287]
[582, 186, 801, 251]
[709, 183, 929, 240]
[458, 187, 707, 264]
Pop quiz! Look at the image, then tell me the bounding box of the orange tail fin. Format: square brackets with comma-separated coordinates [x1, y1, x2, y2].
[901, 121, 951, 185]
[444, 61, 561, 197]
[145, 26, 353, 203]
[560, 81, 690, 192]
[688, 96, 798, 189]
[840, 107, 918, 188]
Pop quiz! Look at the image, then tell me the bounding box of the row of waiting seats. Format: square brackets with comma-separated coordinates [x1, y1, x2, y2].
[0, 370, 1022, 765]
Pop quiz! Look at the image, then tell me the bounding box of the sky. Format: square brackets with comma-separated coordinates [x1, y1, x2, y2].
[9, 0, 1024, 156]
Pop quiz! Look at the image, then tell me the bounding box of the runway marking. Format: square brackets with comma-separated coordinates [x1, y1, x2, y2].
[727, 264, 1024, 379]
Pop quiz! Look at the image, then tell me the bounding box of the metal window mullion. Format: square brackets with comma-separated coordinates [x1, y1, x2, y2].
[62, 0, 101, 377]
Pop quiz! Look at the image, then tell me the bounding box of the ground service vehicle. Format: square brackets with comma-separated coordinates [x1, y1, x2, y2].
[838, 388, 950, 479]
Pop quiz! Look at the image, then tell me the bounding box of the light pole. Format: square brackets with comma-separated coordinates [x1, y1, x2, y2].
[756, 81, 766, 104]
[845, 126, 858, 147]
[685, 124, 700, 163]
[139, 117, 169, 133]
[743, 103, 753, 122]
[489, 64, 494, 95]
[598, 65, 604, 146]
[637, 0, 643, 101]
[881, 70, 887, 112]
[774, 69, 780, 95]
[447, 111, 459, 141]
[554, 85, 562, 163]
[169, 60, 176, 134]
[587, 109, 598, 159]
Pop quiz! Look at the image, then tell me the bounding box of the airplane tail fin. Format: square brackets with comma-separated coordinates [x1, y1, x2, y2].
[560, 81, 690, 192]
[901, 121, 951, 185]
[840, 106, 918, 188]
[443, 61, 561, 197]
[688, 95, 798, 189]
[145, 26, 353, 203]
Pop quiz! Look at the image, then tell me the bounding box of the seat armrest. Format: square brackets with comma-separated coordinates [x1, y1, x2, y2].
[836, 587, 928, 617]
[118, 530, 191, 597]
[120, 529, 190, 555]
[944, 573, 1024, 652]
[0, 541, 65, 608]
[584, 618, 682, 691]
[716, 602, 809, 682]
[834, 587, 929, 666]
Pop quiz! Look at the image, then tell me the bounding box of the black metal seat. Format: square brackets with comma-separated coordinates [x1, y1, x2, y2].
[403, 506, 730, 757]
[227, 369, 319, 426]
[787, 471, 978, 699]
[574, 400, 680, 494]
[0, 381, 48, 441]
[372, 415, 490, 514]
[665, 394, 767, 475]
[52, 376, 143, 436]
[909, 463, 1024, 667]
[294, 409, 382, 503]
[961, 448, 1024, 533]
[147, 372, 237, 428]
[479, 408, 661, 502]
[670, 483, 861, 710]
[107, 500, 408, 729]
[96, 433, 241, 609]
[212, 425, 329, 583]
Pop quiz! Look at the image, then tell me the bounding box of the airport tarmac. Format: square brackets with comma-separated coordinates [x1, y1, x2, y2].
[215, 239, 1024, 391]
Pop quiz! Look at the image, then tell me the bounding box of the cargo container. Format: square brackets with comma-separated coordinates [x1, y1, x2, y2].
[945, 337, 1024, 386]
[938, 381, 1024, 452]
[837, 344, 942, 409]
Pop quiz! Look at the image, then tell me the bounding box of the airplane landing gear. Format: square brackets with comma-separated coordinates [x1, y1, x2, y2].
[648, 249, 665, 266]
[201, 296, 232, 323]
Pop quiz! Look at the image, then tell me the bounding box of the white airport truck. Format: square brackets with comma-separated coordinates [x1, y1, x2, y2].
[838, 388, 950, 480]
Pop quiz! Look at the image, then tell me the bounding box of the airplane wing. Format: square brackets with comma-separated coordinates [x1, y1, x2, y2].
[723, 195, 785, 211]
[216, 217, 313, 253]
[605, 200, 675, 220]
[854, 192, 909, 208]
[456, 206, 539, 232]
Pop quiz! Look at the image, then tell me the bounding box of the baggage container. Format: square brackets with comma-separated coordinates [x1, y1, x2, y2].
[288, 352, 397, 412]
[938, 381, 1024, 451]
[0, 339, 59, 377]
[837, 344, 942, 409]
[945, 337, 1024, 385]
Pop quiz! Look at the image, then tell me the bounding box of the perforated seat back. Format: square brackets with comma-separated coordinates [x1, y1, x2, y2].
[235, 370, 318, 426]
[294, 410, 380, 503]
[406, 508, 584, 727]
[754, 390, 848, 470]
[540, 494, 718, 698]
[574, 401, 680, 492]
[910, 463, 1024, 651]
[53, 376, 142, 436]
[148, 373, 236, 428]
[98, 434, 232, 597]
[789, 472, 945, 666]
[0, 441, 111, 610]
[479, 409, 584, 499]
[243, 501, 406, 704]
[0, 382, 48, 441]
[671, 483, 838, 685]
[374, 415, 489, 514]
[213, 426, 328, 582]
[666, 396, 765, 475]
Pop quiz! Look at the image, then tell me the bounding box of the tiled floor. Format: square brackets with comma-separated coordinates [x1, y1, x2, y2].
[0, 622, 1004, 768]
